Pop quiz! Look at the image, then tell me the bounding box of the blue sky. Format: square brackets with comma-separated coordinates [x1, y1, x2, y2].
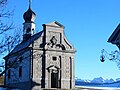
[5, 0, 120, 80]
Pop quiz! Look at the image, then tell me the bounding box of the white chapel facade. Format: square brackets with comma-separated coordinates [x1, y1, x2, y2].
[4, 2, 76, 90]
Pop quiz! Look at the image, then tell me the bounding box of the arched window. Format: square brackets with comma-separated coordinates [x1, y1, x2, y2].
[19, 66, 22, 77]
[8, 69, 10, 79]
[32, 28, 34, 31]
[26, 28, 31, 33]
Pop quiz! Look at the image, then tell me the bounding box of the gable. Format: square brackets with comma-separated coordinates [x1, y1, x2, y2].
[45, 21, 65, 29]
[63, 36, 75, 51]
[44, 21, 75, 52]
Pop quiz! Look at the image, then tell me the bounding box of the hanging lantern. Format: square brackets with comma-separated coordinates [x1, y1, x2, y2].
[100, 55, 105, 62]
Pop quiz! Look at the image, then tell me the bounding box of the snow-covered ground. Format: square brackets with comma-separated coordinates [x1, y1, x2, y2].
[76, 86, 120, 90]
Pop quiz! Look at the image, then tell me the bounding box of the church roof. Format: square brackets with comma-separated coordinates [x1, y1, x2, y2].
[9, 31, 43, 55]
[108, 24, 120, 44]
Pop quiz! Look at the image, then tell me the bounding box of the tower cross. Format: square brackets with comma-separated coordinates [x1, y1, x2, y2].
[29, 0, 32, 8]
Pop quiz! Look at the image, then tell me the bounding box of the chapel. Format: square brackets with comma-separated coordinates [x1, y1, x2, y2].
[4, 1, 76, 90]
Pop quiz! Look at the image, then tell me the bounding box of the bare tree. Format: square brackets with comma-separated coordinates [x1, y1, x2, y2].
[0, 0, 13, 34]
[0, 0, 22, 76]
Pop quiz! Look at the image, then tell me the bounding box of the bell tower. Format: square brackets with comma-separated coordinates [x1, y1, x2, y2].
[23, 0, 36, 41]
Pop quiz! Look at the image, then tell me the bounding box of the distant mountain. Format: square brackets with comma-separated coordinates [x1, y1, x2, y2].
[75, 77, 120, 88]
[116, 78, 120, 81]
[76, 77, 117, 84]
[91, 77, 105, 83]
[104, 78, 114, 83]
[76, 78, 91, 83]
[91, 77, 115, 84]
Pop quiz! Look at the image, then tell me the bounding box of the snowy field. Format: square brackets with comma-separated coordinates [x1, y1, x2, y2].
[76, 86, 120, 90]
[0, 87, 120, 90]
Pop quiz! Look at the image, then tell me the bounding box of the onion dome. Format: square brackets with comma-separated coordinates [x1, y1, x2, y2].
[23, 6, 36, 23]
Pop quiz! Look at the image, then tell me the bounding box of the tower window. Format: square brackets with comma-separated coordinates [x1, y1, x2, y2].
[52, 56, 57, 61]
[26, 28, 31, 33]
[19, 66, 22, 77]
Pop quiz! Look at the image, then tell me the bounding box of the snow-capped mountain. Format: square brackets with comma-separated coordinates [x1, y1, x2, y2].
[116, 78, 120, 81]
[76, 78, 91, 83]
[75, 77, 120, 88]
[104, 78, 114, 83]
[90, 77, 115, 83]
[91, 77, 105, 83]
[76, 77, 116, 84]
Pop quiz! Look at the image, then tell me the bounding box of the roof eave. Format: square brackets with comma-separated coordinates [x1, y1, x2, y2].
[107, 24, 120, 43]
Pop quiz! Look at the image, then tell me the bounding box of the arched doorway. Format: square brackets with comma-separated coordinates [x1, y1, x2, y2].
[51, 71, 58, 88]
[47, 65, 60, 88]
